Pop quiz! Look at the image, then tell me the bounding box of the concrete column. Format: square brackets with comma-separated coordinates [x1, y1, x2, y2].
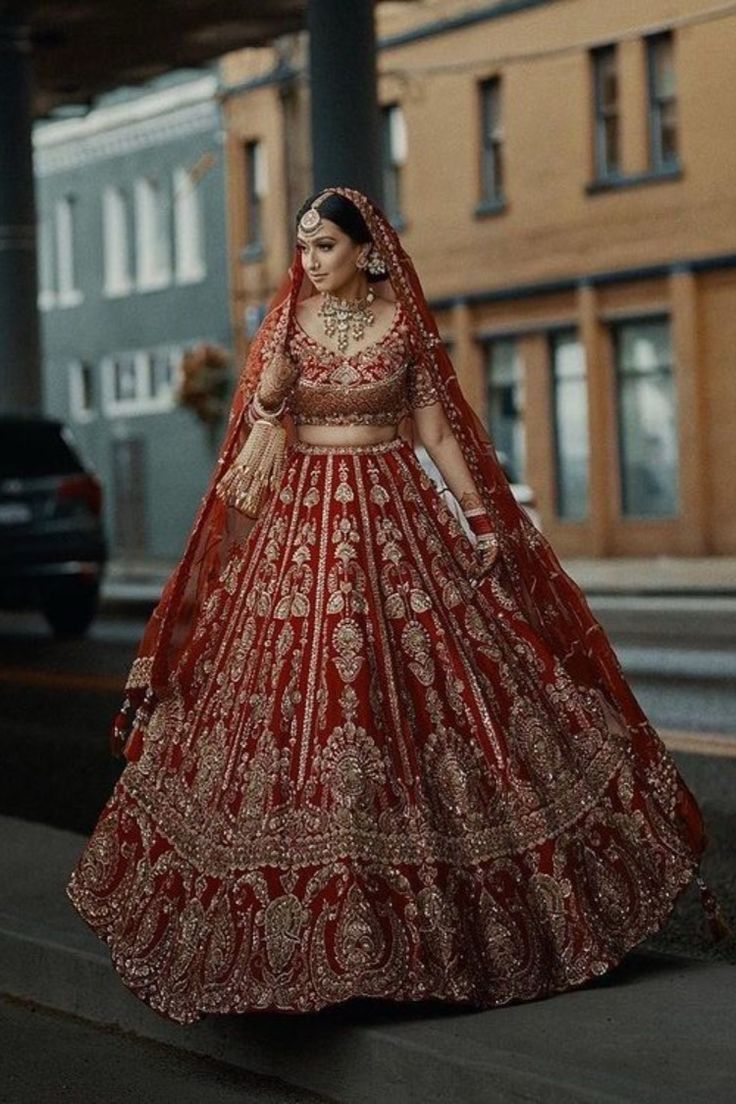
[670, 266, 710, 553]
[307, 0, 383, 204]
[0, 15, 42, 412]
[577, 281, 612, 556]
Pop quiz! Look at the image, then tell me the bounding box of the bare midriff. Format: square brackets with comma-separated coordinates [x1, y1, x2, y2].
[295, 423, 399, 447]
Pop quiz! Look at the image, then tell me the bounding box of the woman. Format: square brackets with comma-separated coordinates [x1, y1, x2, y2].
[66, 186, 727, 1025]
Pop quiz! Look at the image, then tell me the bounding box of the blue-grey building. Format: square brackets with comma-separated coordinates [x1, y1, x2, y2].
[33, 69, 232, 562]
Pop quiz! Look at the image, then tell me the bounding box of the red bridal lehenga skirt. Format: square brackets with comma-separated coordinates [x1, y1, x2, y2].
[66, 437, 705, 1024]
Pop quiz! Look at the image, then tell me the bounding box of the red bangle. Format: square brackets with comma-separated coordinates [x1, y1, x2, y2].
[465, 510, 494, 538]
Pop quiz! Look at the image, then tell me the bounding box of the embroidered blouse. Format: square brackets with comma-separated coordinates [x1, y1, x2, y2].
[286, 301, 440, 426]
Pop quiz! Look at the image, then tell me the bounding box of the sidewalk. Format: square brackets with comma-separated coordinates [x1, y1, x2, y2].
[562, 555, 736, 596]
[1, 814, 734, 1104]
[102, 556, 736, 611]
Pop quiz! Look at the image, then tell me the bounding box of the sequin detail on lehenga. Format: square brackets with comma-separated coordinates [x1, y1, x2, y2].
[66, 436, 701, 1024]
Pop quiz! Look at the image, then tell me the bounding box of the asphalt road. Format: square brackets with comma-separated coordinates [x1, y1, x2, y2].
[0, 599, 734, 966]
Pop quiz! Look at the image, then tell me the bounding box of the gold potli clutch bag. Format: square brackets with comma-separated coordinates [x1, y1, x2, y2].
[216, 387, 288, 518]
[216, 417, 287, 518]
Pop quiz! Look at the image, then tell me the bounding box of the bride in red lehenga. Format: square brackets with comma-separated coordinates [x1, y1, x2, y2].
[66, 187, 727, 1025]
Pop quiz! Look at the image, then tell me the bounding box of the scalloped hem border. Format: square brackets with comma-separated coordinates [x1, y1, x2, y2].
[64, 850, 702, 1027]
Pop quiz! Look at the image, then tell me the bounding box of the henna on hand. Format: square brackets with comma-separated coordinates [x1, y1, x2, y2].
[259, 351, 298, 408]
[459, 490, 484, 514]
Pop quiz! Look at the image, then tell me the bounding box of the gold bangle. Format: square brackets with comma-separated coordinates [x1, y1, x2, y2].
[252, 390, 286, 421]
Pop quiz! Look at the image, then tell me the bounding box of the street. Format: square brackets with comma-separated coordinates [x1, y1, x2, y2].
[0, 594, 734, 1103]
[0, 594, 734, 967]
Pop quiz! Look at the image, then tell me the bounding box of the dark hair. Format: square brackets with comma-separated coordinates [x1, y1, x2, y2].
[295, 192, 387, 282]
[296, 191, 372, 244]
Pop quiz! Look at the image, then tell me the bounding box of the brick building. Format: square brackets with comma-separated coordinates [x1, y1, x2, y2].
[221, 0, 736, 556]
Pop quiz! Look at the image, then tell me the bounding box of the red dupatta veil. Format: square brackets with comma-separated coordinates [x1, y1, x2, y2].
[110, 187, 720, 930]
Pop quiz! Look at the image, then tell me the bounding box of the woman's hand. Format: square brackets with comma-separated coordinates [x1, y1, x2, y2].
[461, 494, 500, 576]
[258, 351, 298, 410]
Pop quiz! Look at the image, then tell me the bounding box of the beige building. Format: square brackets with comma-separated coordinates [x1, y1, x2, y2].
[221, 0, 736, 557]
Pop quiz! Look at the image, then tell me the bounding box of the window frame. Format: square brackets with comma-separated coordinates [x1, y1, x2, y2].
[591, 44, 621, 181]
[380, 102, 407, 227]
[482, 335, 526, 485]
[478, 76, 505, 208]
[646, 30, 679, 173]
[548, 328, 590, 521]
[173, 165, 206, 285]
[68, 359, 96, 424]
[37, 216, 56, 311]
[102, 184, 132, 299]
[54, 193, 83, 308]
[243, 140, 266, 257]
[611, 314, 680, 519]
[134, 175, 172, 292]
[101, 345, 182, 417]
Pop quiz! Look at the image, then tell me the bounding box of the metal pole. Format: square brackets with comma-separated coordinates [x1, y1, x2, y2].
[0, 13, 42, 412]
[307, 0, 383, 206]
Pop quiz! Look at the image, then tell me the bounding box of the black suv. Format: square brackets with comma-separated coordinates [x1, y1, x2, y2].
[0, 414, 107, 636]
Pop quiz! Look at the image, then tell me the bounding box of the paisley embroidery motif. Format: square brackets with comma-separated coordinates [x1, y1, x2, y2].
[66, 437, 702, 1024]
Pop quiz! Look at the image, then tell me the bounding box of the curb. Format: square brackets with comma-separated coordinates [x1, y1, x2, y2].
[2, 816, 735, 1103]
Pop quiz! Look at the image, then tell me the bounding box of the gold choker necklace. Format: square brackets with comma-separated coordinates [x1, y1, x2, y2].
[317, 288, 376, 353]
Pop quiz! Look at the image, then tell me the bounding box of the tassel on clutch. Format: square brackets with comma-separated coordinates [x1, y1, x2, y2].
[216, 418, 287, 518]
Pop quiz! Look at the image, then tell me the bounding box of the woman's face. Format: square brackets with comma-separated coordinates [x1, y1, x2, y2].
[296, 217, 367, 295]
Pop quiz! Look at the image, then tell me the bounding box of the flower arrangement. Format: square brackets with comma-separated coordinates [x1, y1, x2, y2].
[176, 342, 231, 426]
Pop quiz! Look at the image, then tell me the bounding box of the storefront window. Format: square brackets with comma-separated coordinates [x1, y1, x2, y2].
[550, 330, 589, 519]
[484, 338, 525, 483]
[613, 318, 679, 517]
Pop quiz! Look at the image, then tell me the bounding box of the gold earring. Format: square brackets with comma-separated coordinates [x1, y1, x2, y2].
[366, 248, 387, 278]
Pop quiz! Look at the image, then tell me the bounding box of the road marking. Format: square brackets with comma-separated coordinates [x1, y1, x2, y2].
[0, 667, 123, 692]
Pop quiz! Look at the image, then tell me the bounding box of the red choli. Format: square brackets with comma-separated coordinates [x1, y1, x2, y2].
[287, 301, 439, 426]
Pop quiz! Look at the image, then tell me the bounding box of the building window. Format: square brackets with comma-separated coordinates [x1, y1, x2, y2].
[243, 140, 267, 255]
[478, 78, 504, 205]
[102, 186, 131, 297]
[161, 347, 183, 394]
[68, 360, 95, 422]
[102, 345, 180, 416]
[646, 32, 679, 171]
[612, 317, 679, 518]
[55, 195, 83, 307]
[37, 218, 56, 310]
[173, 166, 205, 284]
[591, 45, 620, 179]
[550, 330, 589, 520]
[484, 338, 525, 483]
[380, 104, 407, 225]
[111, 354, 139, 406]
[134, 176, 171, 290]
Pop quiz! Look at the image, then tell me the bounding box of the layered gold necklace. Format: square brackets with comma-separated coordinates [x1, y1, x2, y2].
[317, 287, 376, 353]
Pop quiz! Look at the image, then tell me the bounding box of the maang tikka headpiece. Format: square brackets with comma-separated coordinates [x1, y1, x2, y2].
[298, 189, 334, 238]
[298, 189, 388, 279]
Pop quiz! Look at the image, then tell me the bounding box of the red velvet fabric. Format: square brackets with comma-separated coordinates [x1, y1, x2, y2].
[68, 188, 721, 1025]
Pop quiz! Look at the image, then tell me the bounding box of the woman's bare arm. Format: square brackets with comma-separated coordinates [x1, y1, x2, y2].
[412, 401, 485, 513]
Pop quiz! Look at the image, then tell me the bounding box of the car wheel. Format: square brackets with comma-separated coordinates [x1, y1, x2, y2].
[40, 577, 101, 638]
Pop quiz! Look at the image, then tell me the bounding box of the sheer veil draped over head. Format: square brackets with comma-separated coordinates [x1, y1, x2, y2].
[109, 186, 704, 874]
